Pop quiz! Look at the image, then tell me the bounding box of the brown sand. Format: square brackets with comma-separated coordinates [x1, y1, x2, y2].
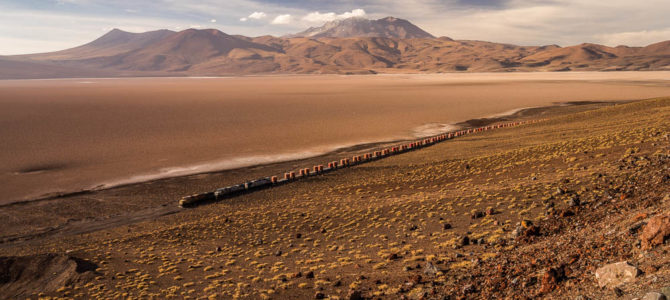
[1, 72, 670, 204]
[1, 98, 668, 299]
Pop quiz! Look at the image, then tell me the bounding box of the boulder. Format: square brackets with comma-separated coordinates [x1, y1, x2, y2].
[0, 254, 98, 298]
[423, 262, 439, 276]
[594, 261, 640, 288]
[642, 292, 667, 300]
[640, 214, 670, 250]
[540, 266, 565, 294]
[347, 290, 363, 300]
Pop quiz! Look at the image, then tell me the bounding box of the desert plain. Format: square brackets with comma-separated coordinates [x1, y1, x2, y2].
[0, 72, 669, 299]
[2, 72, 670, 204]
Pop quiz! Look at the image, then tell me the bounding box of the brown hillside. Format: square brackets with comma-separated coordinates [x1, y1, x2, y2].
[4, 21, 670, 78]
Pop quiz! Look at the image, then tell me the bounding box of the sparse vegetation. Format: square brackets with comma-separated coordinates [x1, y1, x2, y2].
[1, 98, 669, 299]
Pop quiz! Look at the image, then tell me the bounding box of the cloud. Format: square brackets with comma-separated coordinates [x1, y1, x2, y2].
[2, 0, 670, 54]
[248, 11, 267, 19]
[210, 19, 216, 23]
[302, 9, 366, 23]
[412, 0, 670, 46]
[596, 28, 670, 47]
[240, 11, 266, 22]
[271, 14, 292, 25]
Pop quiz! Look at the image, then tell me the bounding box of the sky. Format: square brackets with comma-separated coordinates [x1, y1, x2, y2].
[1, 0, 669, 55]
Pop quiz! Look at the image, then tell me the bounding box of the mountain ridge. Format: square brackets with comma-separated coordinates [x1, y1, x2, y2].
[1, 17, 669, 79]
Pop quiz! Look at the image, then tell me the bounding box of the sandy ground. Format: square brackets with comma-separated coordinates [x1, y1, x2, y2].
[2, 72, 670, 204]
[1, 98, 668, 299]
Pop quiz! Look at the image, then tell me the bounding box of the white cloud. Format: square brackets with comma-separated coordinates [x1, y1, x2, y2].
[340, 9, 366, 19]
[2, 0, 669, 54]
[596, 28, 670, 47]
[412, 0, 670, 46]
[240, 11, 266, 22]
[302, 9, 366, 23]
[248, 11, 267, 20]
[271, 14, 292, 25]
[210, 19, 216, 23]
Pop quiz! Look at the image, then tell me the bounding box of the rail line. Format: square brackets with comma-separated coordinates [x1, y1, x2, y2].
[178, 119, 547, 207]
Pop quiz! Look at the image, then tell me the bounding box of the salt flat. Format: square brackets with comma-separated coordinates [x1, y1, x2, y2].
[1, 72, 670, 204]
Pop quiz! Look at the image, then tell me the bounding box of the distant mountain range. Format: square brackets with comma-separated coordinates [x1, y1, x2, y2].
[1, 16, 669, 79]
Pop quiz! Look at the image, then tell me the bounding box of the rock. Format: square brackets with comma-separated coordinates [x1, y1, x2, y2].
[409, 274, 422, 285]
[295, 233, 302, 239]
[568, 196, 580, 207]
[642, 292, 667, 300]
[640, 214, 670, 250]
[215, 246, 222, 252]
[661, 287, 670, 298]
[521, 220, 533, 228]
[423, 262, 439, 276]
[642, 265, 658, 274]
[305, 271, 315, 279]
[557, 187, 565, 195]
[347, 290, 363, 300]
[486, 208, 496, 216]
[595, 261, 640, 288]
[443, 223, 452, 230]
[274, 250, 283, 256]
[560, 210, 575, 217]
[0, 254, 98, 298]
[613, 287, 624, 297]
[458, 236, 470, 247]
[315, 292, 326, 299]
[471, 211, 484, 219]
[634, 213, 649, 221]
[540, 267, 565, 294]
[519, 225, 540, 237]
[462, 284, 475, 295]
[387, 253, 399, 261]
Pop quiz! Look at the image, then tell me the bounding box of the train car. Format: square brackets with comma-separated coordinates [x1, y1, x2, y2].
[214, 184, 246, 200]
[245, 178, 272, 190]
[179, 191, 216, 207]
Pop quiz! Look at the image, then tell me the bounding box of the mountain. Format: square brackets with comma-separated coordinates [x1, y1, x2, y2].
[106, 29, 280, 71]
[289, 17, 436, 39]
[19, 28, 176, 61]
[1, 17, 669, 79]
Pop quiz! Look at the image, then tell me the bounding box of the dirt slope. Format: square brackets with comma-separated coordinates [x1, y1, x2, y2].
[1, 98, 668, 299]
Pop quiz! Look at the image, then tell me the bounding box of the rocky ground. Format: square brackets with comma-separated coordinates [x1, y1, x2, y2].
[0, 98, 669, 299]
